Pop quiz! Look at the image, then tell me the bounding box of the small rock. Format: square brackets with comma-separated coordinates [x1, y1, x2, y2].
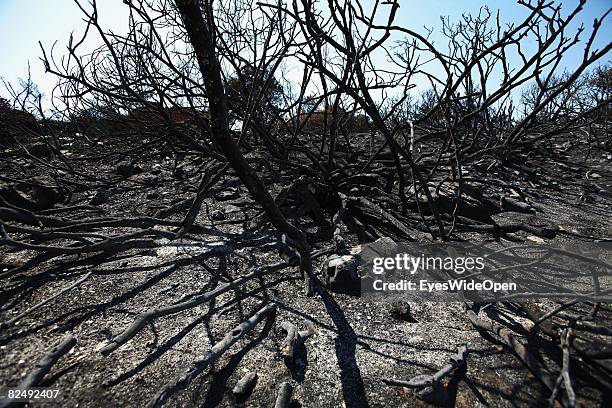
[210, 209, 226, 221]
[28, 142, 52, 158]
[215, 188, 240, 201]
[325, 237, 398, 295]
[90, 189, 110, 205]
[115, 161, 142, 177]
[1, 182, 63, 211]
[173, 167, 186, 179]
[388, 300, 412, 321]
[526, 235, 545, 244]
[580, 194, 595, 203]
[142, 176, 158, 185]
[115, 162, 132, 177]
[326, 254, 361, 294]
[589, 172, 602, 179]
[223, 204, 241, 214]
[500, 196, 536, 214]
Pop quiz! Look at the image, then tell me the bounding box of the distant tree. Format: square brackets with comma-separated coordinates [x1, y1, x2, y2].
[0, 97, 11, 144]
[415, 89, 446, 130]
[302, 106, 370, 133]
[0, 97, 12, 113]
[0, 97, 38, 146]
[226, 64, 284, 126]
[587, 65, 611, 124]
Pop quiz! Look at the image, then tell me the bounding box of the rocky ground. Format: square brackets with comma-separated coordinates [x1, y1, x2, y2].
[1, 132, 611, 407]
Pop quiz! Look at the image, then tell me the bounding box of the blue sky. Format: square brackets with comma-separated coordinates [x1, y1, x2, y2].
[0, 0, 610, 105]
[0, 0, 128, 102]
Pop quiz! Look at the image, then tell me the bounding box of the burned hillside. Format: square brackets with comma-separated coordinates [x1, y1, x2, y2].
[1, 1, 611, 407]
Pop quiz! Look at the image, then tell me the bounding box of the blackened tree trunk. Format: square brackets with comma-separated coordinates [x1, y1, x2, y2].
[174, 0, 313, 290]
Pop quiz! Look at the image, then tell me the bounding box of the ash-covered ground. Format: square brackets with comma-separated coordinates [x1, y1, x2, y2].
[1, 132, 611, 407]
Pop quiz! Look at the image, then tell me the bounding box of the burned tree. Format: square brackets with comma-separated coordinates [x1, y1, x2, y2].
[174, 0, 314, 289]
[1, 0, 611, 406]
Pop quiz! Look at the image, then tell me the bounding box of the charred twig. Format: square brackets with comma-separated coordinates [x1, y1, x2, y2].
[0, 228, 158, 255]
[383, 345, 467, 390]
[232, 372, 258, 399]
[331, 206, 348, 253]
[175, 163, 229, 239]
[341, 193, 418, 240]
[465, 306, 559, 399]
[146, 303, 277, 408]
[274, 381, 293, 408]
[100, 263, 284, 355]
[279, 321, 298, 360]
[278, 320, 313, 362]
[522, 302, 612, 359]
[2, 272, 93, 326]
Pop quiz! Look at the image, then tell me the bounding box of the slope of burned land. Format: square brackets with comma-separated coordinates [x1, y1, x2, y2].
[0, 129, 611, 407]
